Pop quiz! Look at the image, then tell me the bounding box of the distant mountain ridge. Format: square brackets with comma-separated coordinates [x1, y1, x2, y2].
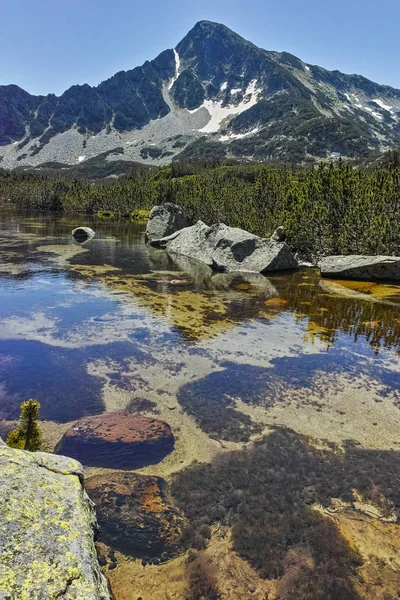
[1, 20, 399, 170]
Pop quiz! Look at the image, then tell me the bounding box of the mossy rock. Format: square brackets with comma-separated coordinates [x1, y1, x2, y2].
[0, 438, 110, 599]
[97, 210, 115, 220]
[130, 208, 151, 222]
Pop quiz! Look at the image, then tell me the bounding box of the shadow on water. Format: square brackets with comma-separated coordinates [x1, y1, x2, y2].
[177, 348, 400, 442]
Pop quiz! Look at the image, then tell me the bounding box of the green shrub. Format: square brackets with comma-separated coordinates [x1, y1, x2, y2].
[130, 208, 151, 222]
[6, 399, 42, 452]
[97, 209, 115, 219]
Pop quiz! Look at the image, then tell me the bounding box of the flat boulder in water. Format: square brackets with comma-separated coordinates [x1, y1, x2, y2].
[212, 224, 298, 273]
[55, 411, 174, 469]
[155, 221, 298, 274]
[320, 255, 400, 281]
[85, 472, 185, 559]
[146, 203, 191, 241]
[165, 221, 216, 265]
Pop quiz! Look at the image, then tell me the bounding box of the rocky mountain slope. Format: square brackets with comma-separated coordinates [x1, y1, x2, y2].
[1, 20, 399, 170]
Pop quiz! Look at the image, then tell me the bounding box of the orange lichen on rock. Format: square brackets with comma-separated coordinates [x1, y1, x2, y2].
[86, 472, 185, 560]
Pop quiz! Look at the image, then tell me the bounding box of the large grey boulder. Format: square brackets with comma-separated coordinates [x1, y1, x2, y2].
[212, 224, 298, 273]
[0, 438, 110, 599]
[165, 221, 216, 266]
[146, 203, 191, 241]
[151, 221, 298, 274]
[320, 255, 400, 281]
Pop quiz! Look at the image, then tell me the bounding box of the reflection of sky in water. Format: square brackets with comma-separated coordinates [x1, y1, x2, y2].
[0, 209, 399, 424]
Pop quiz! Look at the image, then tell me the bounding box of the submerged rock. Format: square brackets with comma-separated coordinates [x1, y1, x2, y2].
[151, 220, 298, 274]
[146, 203, 191, 242]
[55, 411, 174, 469]
[320, 255, 400, 281]
[72, 226, 96, 241]
[86, 472, 185, 558]
[0, 438, 110, 599]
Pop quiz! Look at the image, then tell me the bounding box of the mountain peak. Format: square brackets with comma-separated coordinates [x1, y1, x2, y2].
[177, 20, 252, 52]
[0, 21, 399, 166]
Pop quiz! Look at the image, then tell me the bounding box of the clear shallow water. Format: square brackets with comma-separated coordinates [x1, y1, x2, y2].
[0, 207, 399, 449]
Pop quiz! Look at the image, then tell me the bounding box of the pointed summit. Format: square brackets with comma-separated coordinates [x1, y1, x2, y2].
[177, 20, 258, 59]
[175, 20, 265, 87]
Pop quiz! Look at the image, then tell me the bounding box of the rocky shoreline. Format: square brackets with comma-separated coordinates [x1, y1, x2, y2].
[146, 203, 400, 282]
[0, 438, 110, 599]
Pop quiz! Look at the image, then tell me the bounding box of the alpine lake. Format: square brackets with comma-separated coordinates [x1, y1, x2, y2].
[1, 207, 399, 600]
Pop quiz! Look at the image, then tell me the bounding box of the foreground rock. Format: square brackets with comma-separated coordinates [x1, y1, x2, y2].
[72, 226, 95, 241]
[86, 472, 185, 560]
[0, 438, 110, 600]
[151, 221, 298, 274]
[146, 203, 191, 241]
[320, 255, 400, 281]
[55, 411, 174, 469]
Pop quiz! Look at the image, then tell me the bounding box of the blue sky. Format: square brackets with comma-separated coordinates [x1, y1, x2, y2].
[2, 0, 399, 96]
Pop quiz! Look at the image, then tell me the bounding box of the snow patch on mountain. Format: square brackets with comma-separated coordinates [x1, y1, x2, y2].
[373, 99, 392, 111]
[192, 80, 262, 133]
[168, 49, 181, 90]
[363, 106, 383, 120]
[219, 127, 260, 141]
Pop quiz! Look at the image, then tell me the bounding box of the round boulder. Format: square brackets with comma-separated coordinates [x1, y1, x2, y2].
[85, 472, 185, 558]
[72, 226, 95, 241]
[55, 411, 174, 469]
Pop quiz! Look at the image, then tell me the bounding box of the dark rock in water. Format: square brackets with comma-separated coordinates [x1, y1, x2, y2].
[146, 203, 191, 242]
[72, 226, 95, 241]
[85, 472, 185, 558]
[153, 220, 298, 274]
[271, 226, 286, 242]
[55, 411, 174, 469]
[320, 255, 400, 281]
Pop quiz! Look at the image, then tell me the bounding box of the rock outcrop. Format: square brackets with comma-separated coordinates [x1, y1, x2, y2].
[320, 255, 400, 281]
[55, 412, 174, 469]
[0, 438, 110, 600]
[86, 472, 185, 560]
[72, 226, 95, 241]
[146, 203, 191, 242]
[150, 220, 298, 274]
[271, 226, 286, 242]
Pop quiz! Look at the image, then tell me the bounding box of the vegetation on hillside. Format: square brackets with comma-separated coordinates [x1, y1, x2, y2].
[1, 152, 399, 258]
[6, 399, 42, 452]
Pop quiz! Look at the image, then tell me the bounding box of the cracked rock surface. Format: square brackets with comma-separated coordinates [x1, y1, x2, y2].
[0, 438, 110, 599]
